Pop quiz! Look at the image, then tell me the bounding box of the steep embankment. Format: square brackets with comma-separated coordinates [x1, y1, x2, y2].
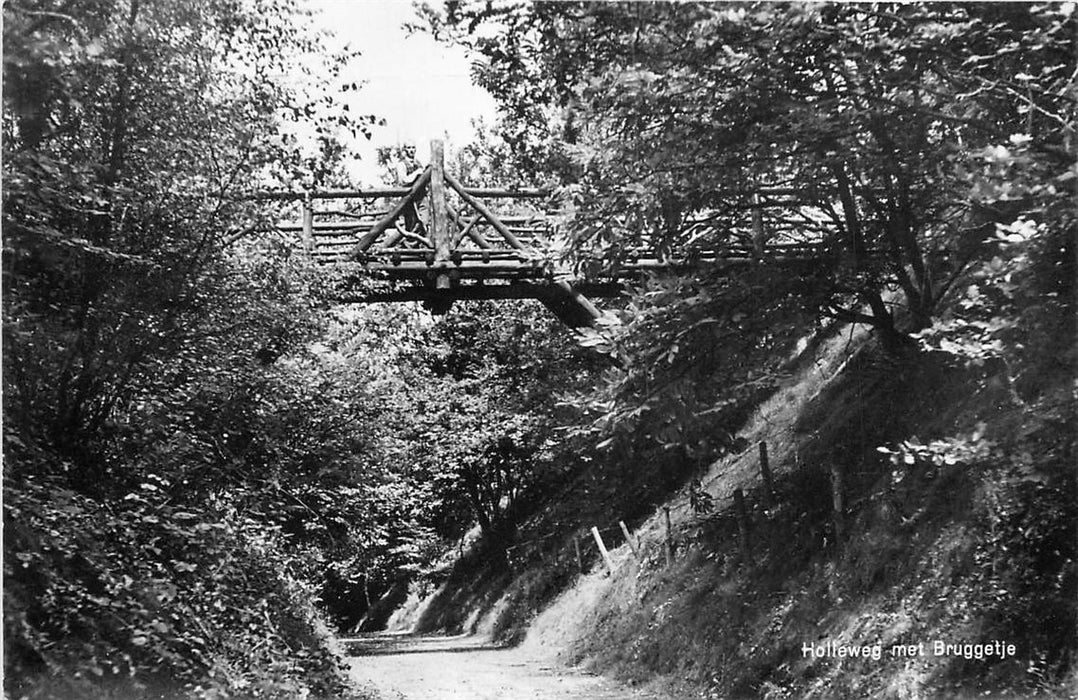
[387, 321, 1075, 699]
[518, 335, 1074, 698]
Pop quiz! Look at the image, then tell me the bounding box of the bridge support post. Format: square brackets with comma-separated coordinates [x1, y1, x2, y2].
[430, 140, 452, 294]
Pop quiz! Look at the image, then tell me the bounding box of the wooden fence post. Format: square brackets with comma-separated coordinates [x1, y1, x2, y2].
[663, 507, 674, 566]
[759, 441, 775, 509]
[830, 462, 845, 545]
[619, 520, 639, 560]
[733, 488, 752, 565]
[591, 526, 615, 575]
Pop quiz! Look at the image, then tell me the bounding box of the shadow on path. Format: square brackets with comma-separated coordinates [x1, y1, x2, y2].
[342, 632, 505, 656]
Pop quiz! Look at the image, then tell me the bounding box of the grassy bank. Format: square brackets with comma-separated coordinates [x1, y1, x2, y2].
[391, 318, 1075, 698]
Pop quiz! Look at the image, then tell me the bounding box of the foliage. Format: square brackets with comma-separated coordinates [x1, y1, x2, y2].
[425, 0, 1075, 458]
[338, 301, 603, 549]
[4, 460, 352, 700]
[912, 135, 1076, 393]
[437, 3, 1075, 326]
[569, 264, 825, 453]
[877, 423, 995, 470]
[3, 0, 380, 696]
[3, 0, 370, 460]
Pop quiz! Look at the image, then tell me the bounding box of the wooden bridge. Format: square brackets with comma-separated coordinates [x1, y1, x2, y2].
[254, 141, 841, 328]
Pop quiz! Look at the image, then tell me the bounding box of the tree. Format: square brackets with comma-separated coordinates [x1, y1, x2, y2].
[2, 0, 384, 456]
[362, 300, 604, 549]
[424, 1, 1075, 455]
[3, 0, 383, 696]
[433, 2, 1074, 342]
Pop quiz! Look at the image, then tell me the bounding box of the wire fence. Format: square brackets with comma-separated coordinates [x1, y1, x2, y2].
[502, 439, 850, 578]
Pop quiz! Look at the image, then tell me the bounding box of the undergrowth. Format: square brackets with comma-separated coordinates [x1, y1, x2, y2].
[3, 441, 366, 700]
[552, 350, 1075, 699]
[400, 335, 1075, 699]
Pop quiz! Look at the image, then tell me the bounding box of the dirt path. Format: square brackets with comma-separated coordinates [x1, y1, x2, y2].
[344, 633, 667, 700]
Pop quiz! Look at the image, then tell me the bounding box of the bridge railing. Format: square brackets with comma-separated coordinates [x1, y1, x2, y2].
[246, 139, 868, 285]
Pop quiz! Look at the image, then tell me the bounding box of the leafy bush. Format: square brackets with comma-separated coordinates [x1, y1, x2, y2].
[4, 445, 359, 699]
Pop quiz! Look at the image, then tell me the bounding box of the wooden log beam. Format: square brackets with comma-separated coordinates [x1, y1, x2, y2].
[317, 209, 391, 219]
[446, 201, 490, 250]
[463, 219, 494, 250]
[301, 195, 314, 254]
[347, 168, 431, 258]
[377, 228, 409, 249]
[242, 186, 549, 202]
[316, 251, 841, 278]
[342, 247, 522, 258]
[245, 184, 888, 203]
[452, 214, 487, 249]
[553, 280, 601, 322]
[338, 281, 558, 303]
[498, 215, 548, 224]
[337, 261, 548, 278]
[242, 188, 413, 201]
[444, 172, 529, 251]
[329, 278, 618, 328]
[535, 280, 602, 328]
[430, 140, 451, 266]
[460, 187, 549, 198]
[277, 222, 374, 232]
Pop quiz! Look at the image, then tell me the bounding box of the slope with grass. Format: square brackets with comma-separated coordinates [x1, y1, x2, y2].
[384, 313, 1075, 699]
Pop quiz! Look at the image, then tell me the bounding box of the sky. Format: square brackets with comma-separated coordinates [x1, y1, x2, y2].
[308, 0, 499, 184]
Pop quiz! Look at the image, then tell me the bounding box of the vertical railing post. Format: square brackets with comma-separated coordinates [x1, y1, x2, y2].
[430, 140, 451, 289]
[301, 191, 314, 256]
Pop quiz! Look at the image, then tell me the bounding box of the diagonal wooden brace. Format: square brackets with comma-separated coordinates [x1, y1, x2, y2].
[448, 203, 492, 250]
[349, 167, 432, 259]
[444, 172, 528, 251]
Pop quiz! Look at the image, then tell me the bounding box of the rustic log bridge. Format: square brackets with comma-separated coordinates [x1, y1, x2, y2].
[254, 139, 871, 329]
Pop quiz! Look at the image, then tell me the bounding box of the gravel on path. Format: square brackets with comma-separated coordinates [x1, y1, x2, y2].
[344, 633, 671, 700]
